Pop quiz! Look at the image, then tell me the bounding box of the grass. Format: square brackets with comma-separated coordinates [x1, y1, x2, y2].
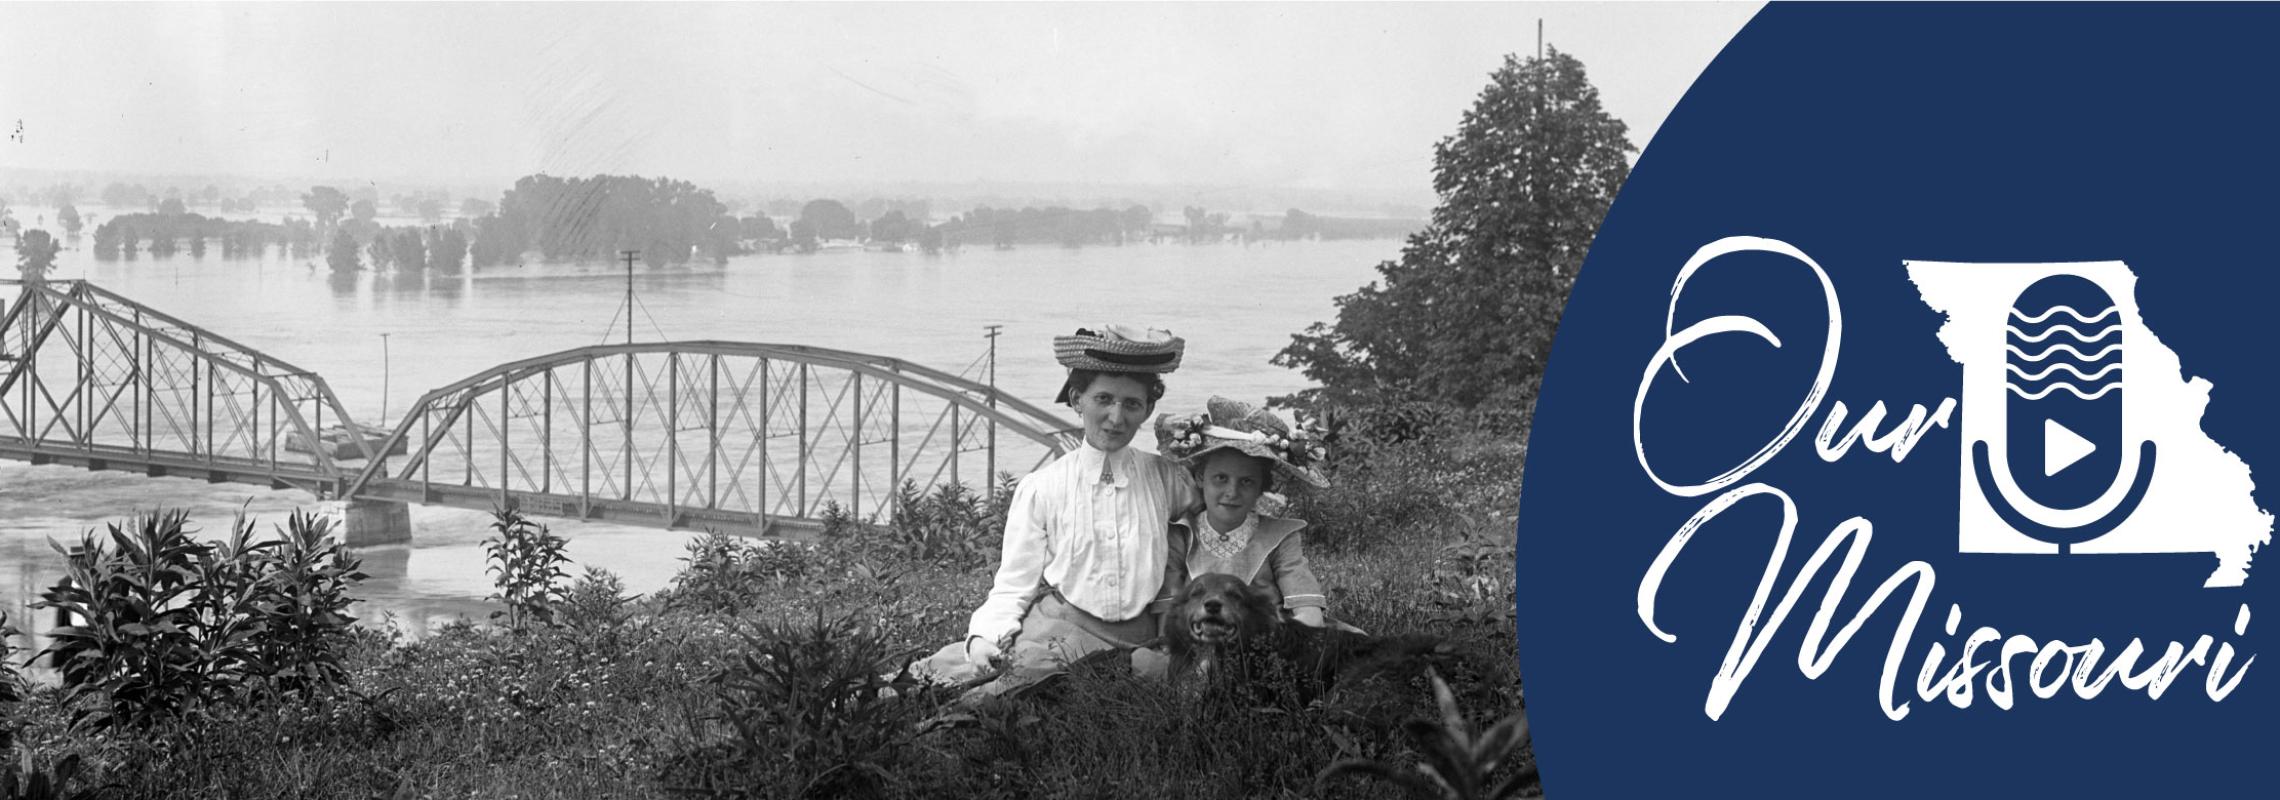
[2, 436, 1529, 800]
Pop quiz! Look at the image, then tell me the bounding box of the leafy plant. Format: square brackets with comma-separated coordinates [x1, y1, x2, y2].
[1429, 517, 1517, 626]
[559, 566, 652, 658]
[245, 510, 367, 695]
[561, 567, 637, 634]
[483, 505, 572, 630]
[0, 750, 100, 800]
[665, 612, 947, 798]
[1318, 669, 1538, 800]
[31, 508, 373, 730]
[665, 532, 768, 615]
[0, 611, 20, 751]
[36, 511, 225, 730]
[882, 478, 1015, 567]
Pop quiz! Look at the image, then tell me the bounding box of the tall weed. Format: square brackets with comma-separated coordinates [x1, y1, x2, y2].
[484, 505, 571, 630]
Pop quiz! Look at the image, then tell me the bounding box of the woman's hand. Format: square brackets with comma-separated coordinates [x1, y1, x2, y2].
[966, 636, 1004, 668]
[1292, 607, 1326, 627]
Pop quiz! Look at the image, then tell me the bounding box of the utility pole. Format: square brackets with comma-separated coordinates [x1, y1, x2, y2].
[1538, 19, 1544, 60]
[620, 249, 638, 345]
[380, 332, 392, 422]
[984, 324, 1002, 498]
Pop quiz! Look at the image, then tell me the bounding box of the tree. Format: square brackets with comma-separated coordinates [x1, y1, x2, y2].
[431, 226, 467, 273]
[57, 204, 82, 236]
[158, 197, 187, 216]
[417, 197, 444, 223]
[739, 215, 780, 241]
[15, 229, 60, 283]
[396, 227, 428, 271]
[799, 199, 859, 241]
[1273, 47, 1634, 411]
[460, 197, 495, 219]
[788, 218, 818, 253]
[870, 210, 913, 242]
[326, 229, 360, 273]
[303, 186, 349, 237]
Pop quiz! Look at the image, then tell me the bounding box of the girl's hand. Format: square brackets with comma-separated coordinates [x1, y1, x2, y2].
[1292, 607, 1326, 627]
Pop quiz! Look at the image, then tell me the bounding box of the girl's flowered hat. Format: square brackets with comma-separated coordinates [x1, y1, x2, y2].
[1154, 396, 1330, 489]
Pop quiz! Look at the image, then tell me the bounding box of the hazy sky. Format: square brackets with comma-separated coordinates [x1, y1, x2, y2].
[0, 2, 1760, 203]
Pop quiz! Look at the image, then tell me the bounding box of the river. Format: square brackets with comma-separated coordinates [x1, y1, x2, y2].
[0, 227, 1399, 657]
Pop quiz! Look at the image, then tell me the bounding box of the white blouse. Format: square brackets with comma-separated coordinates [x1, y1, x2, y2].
[967, 441, 1194, 644]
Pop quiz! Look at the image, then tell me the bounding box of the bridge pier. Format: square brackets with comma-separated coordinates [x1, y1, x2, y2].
[341, 499, 412, 546]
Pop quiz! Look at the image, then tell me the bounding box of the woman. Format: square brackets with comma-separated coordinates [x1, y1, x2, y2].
[912, 325, 1196, 701]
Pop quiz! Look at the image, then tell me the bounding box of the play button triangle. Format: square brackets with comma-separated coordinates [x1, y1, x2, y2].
[2045, 418, 2097, 477]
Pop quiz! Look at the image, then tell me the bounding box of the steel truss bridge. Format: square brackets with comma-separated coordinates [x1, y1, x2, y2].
[0, 279, 1076, 539]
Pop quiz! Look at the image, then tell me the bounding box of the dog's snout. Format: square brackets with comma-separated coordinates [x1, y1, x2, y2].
[1204, 599, 1223, 614]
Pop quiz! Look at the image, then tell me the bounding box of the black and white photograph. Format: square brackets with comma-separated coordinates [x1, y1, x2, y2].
[0, 3, 1752, 796]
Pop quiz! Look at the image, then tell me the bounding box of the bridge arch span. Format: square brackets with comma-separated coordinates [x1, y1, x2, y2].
[1, 279, 368, 495]
[346, 341, 1077, 537]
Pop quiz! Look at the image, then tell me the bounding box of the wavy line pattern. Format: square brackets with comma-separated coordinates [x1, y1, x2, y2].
[2010, 305, 2120, 325]
[2006, 342, 2123, 363]
[2005, 381, 2123, 401]
[2005, 322, 2121, 344]
[2006, 361, 2123, 382]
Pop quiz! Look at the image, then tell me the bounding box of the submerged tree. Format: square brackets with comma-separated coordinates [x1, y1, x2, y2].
[1274, 47, 1634, 411]
[303, 186, 349, 239]
[326, 229, 360, 274]
[15, 229, 60, 283]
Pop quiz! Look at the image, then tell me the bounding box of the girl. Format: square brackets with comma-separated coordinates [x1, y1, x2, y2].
[1153, 397, 1353, 632]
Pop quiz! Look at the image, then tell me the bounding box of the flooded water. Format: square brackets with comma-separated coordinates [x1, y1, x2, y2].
[0, 221, 1398, 655]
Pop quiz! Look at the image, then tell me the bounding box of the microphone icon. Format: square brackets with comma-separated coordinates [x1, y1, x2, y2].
[1969, 274, 2156, 553]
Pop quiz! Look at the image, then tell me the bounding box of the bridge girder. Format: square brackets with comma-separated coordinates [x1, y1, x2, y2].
[0, 280, 365, 495]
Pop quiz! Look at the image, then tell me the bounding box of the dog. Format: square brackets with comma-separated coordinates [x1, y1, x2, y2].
[1159, 573, 1445, 706]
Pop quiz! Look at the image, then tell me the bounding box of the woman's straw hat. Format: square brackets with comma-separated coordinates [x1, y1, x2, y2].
[1053, 325, 1184, 403]
[1053, 325, 1185, 373]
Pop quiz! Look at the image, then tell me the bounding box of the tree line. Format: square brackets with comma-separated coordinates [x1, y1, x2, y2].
[468, 175, 737, 268]
[25, 171, 1425, 278]
[91, 212, 322, 260]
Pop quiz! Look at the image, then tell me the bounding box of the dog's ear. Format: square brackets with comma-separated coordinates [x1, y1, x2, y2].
[1159, 602, 1185, 646]
[1244, 586, 1280, 625]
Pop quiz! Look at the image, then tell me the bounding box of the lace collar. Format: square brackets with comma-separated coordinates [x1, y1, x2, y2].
[1199, 512, 1257, 560]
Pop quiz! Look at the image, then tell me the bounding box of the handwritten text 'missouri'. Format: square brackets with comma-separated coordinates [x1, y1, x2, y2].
[1629, 236, 2252, 722]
